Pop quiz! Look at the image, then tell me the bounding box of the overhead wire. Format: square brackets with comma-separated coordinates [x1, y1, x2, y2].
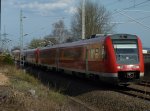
[128, 15, 150, 22]
[111, 15, 150, 24]
[111, 0, 150, 16]
[115, 10, 150, 30]
[120, 10, 150, 22]
[123, 0, 150, 10]
[123, 9, 150, 13]
[25, 19, 70, 39]
[105, 0, 150, 31]
[22, 10, 69, 38]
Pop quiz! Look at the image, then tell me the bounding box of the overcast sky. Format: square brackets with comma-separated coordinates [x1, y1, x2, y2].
[1, 0, 150, 49]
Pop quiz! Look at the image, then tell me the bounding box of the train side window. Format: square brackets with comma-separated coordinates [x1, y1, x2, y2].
[102, 46, 106, 59]
[95, 48, 100, 59]
[90, 48, 100, 59]
[95, 48, 99, 53]
[90, 49, 95, 59]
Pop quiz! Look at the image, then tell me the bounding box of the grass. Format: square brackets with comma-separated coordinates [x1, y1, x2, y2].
[0, 65, 68, 111]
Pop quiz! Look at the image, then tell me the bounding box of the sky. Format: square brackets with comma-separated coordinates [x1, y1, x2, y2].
[1, 0, 150, 49]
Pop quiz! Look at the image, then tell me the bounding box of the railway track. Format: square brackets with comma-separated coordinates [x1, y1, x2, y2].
[115, 85, 150, 101]
[138, 80, 150, 87]
[69, 83, 150, 111]
[25, 66, 150, 110]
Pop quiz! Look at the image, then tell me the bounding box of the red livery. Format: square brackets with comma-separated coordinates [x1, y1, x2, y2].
[17, 34, 144, 85]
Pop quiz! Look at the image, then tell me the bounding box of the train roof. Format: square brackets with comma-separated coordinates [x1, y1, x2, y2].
[40, 34, 136, 50]
[23, 48, 37, 53]
[40, 36, 105, 50]
[12, 50, 20, 53]
[90, 33, 137, 39]
[26, 34, 138, 51]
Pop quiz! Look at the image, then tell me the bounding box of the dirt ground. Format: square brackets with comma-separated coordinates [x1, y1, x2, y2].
[0, 73, 9, 86]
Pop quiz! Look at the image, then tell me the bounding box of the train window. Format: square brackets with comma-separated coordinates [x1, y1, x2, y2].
[90, 49, 95, 59]
[63, 48, 82, 59]
[40, 50, 51, 58]
[95, 48, 100, 59]
[95, 48, 99, 53]
[90, 48, 101, 59]
[102, 45, 106, 59]
[112, 39, 139, 64]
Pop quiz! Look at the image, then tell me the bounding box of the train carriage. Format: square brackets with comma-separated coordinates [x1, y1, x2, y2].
[57, 34, 144, 84]
[105, 34, 144, 84]
[24, 48, 39, 65]
[38, 47, 57, 68]
[23, 34, 144, 85]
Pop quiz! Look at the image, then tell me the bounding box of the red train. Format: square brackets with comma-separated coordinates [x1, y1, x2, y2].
[15, 34, 145, 85]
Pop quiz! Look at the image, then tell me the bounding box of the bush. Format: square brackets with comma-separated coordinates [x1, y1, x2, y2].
[0, 54, 14, 65]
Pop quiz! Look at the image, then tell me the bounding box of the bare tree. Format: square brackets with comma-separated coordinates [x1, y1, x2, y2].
[71, 0, 114, 39]
[27, 20, 70, 49]
[52, 20, 64, 38]
[52, 20, 70, 43]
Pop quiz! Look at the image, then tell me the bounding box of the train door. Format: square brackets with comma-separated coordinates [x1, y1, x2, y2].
[56, 48, 59, 71]
[85, 46, 89, 74]
[35, 49, 39, 64]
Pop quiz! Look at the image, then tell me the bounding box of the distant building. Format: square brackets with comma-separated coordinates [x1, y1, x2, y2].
[143, 49, 148, 54]
[143, 48, 150, 54]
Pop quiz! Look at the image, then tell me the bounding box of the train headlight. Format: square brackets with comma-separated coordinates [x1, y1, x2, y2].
[132, 65, 139, 69]
[117, 65, 123, 69]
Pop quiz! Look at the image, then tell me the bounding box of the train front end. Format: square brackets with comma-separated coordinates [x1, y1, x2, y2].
[106, 34, 144, 85]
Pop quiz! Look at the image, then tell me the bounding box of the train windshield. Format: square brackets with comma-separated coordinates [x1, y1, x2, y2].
[113, 39, 139, 64]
